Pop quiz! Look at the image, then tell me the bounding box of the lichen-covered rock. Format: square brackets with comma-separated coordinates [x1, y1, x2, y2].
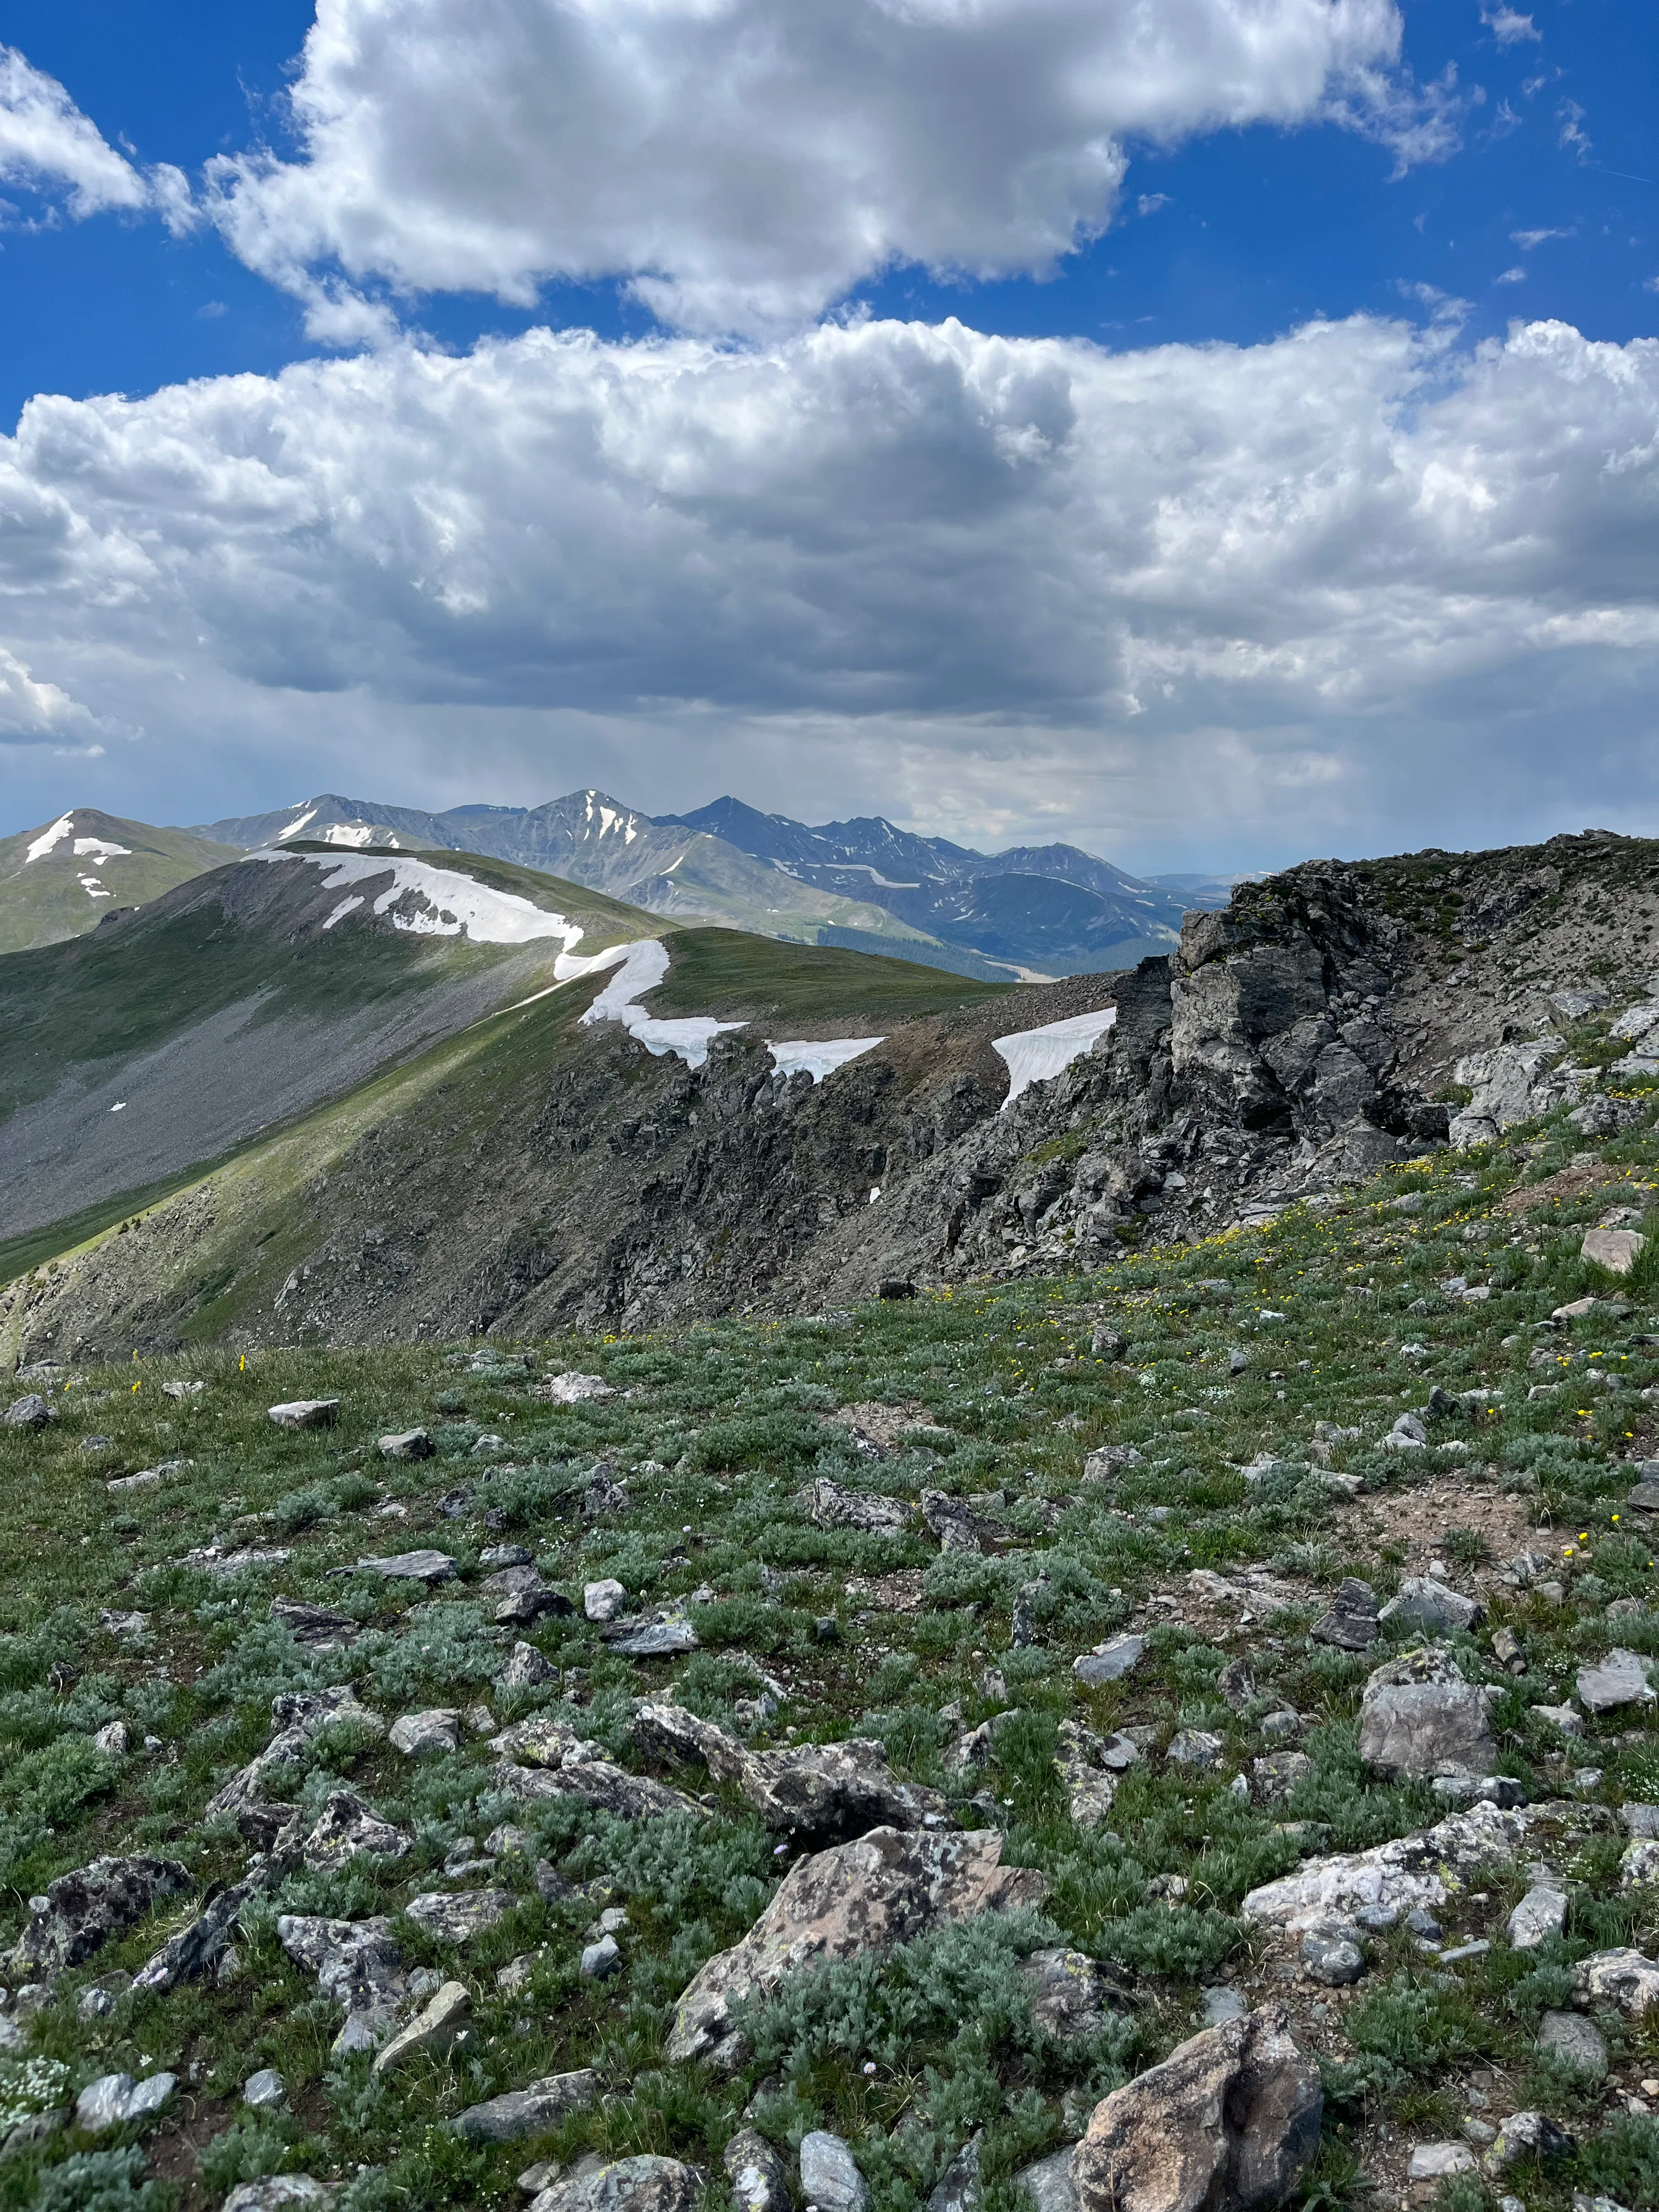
[667, 1826, 1046, 2061]
[528, 2155, 701, 2212]
[4, 1852, 187, 1980]
[1573, 1946, 1659, 2017]
[303, 1791, 411, 1870]
[1071, 2004, 1321, 2212]
[1242, 1800, 1532, 1932]
[792, 1479, 910, 1533]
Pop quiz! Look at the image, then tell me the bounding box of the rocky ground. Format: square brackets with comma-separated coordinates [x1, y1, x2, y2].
[5, 1070, 1659, 2212]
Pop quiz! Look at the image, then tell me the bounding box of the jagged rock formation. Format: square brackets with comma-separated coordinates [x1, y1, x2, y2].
[5, 828, 1658, 1353]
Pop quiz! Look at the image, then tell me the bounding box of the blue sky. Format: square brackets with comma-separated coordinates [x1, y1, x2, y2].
[0, 0, 1655, 870]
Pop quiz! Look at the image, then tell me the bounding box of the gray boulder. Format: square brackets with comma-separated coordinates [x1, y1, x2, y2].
[491, 1757, 707, 1823]
[1358, 1650, 1497, 1779]
[1539, 2011, 1606, 2076]
[793, 1479, 910, 1533]
[1507, 1877, 1568, 1950]
[275, 1914, 406, 2047]
[1573, 1947, 1659, 2016]
[303, 1791, 412, 1871]
[1020, 1949, 1122, 2040]
[667, 1825, 1046, 2061]
[406, 1891, 513, 1944]
[1380, 1579, 1481, 1637]
[222, 2182, 333, 2212]
[1053, 1722, 1120, 1829]
[528, 2156, 701, 2212]
[1071, 2004, 1321, 2212]
[1578, 1649, 1654, 1715]
[1073, 1634, 1144, 1686]
[500, 1641, 557, 1689]
[390, 1708, 461, 1758]
[3, 1395, 51, 1428]
[452, 2069, 601, 2143]
[352, 1548, 456, 1583]
[1311, 1579, 1379, 1651]
[1300, 1928, 1364, 1986]
[267, 1399, 340, 1429]
[601, 1609, 701, 1658]
[379, 1429, 433, 1460]
[1014, 2149, 1079, 2212]
[927, 2135, 983, 2212]
[800, 2132, 869, 2212]
[631, 1703, 948, 1844]
[75, 2071, 177, 2131]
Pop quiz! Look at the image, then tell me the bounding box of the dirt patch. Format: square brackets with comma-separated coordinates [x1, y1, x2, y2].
[831, 1400, 939, 1448]
[1341, 1474, 1550, 1590]
[1499, 1159, 1658, 1217]
[843, 1569, 926, 1613]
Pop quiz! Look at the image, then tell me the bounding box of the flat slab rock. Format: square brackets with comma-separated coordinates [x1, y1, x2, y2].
[1242, 1799, 1536, 1932]
[1072, 2005, 1322, 2212]
[667, 1825, 1046, 2061]
[351, 1549, 456, 1583]
[491, 1757, 708, 1823]
[1578, 1649, 1655, 1714]
[407, 1890, 514, 1944]
[601, 1609, 701, 1658]
[452, 2068, 600, 2143]
[267, 1399, 340, 1429]
[792, 1477, 911, 1533]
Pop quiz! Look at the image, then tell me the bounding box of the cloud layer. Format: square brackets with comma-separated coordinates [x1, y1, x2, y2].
[0, 46, 190, 232]
[205, 0, 1410, 334]
[2, 308, 1658, 856]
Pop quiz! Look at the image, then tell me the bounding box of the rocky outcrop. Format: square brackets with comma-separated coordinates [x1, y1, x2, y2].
[4, 1852, 187, 1980]
[666, 1826, 1045, 2061]
[631, 1702, 950, 1843]
[1357, 1651, 1497, 1780]
[1071, 2005, 1321, 2212]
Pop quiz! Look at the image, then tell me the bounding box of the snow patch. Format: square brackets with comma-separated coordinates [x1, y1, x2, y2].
[247, 849, 589, 949]
[323, 895, 365, 930]
[324, 822, 398, 849]
[24, 814, 75, 863]
[994, 1006, 1117, 1107]
[276, 806, 319, 842]
[72, 837, 131, 862]
[576, 938, 743, 1071]
[768, 1037, 884, 1082]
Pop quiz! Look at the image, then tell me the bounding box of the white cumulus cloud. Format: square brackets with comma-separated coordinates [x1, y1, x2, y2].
[0, 643, 93, 739]
[202, 0, 1412, 335]
[0, 46, 190, 230]
[4, 311, 1659, 859]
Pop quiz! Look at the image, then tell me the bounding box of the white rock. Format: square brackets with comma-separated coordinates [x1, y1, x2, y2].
[1508, 1878, 1568, 1949]
[267, 1399, 340, 1430]
[390, 1709, 461, 1758]
[800, 2130, 870, 2212]
[1575, 1947, 1659, 2016]
[1408, 2145, 1477, 2181]
[1243, 1801, 1532, 1934]
[584, 1579, 627, 1623]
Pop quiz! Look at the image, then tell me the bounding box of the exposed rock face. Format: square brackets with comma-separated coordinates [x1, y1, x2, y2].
[666, 1826, 1046, 2061]
[9, 830, 1650, 1352]
[529, 2155, 702, 2212]
[631, 1701, 950, 1842]
[1242, 1802, 1533, 1933]
[1071, 2005, 1322, 2212]
[275, 1915, 406, 2047]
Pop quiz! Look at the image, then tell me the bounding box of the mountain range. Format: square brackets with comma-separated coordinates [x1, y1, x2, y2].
[190, 788, 1233, 979]
[0, 809, 240, 958]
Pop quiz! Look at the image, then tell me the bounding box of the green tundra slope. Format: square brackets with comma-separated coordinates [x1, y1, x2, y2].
[0, 809, 242, 956]
[0, 926, 1024, 1353]
[0, 1094, 1656, 2212]
[0, 846, 662, 1251]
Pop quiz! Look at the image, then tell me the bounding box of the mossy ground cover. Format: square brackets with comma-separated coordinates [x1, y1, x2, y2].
[5, 1097, 1659, 2212]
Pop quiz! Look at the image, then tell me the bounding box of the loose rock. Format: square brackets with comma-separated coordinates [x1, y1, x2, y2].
[1578, 1649, 1654, 1715]
[1071, 2004, 1321, 2212]
[667, 1825, 1046, 2061]
[267, 1399, 340, 1430]
[1358, 1649, 1497, 1779]
[452, 2070, 601, 2143]
[800, 2131, 870, 2212]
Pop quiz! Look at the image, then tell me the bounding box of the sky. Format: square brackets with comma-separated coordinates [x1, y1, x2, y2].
[0, 0, 1653, 873]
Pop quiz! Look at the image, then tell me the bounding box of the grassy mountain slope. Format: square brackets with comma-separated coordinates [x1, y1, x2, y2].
[0, 847, 659, 1246]
[0, 929, 1056, 1357]
[0, 1099, 1655, 2212]
[0, 809, 241, 956]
